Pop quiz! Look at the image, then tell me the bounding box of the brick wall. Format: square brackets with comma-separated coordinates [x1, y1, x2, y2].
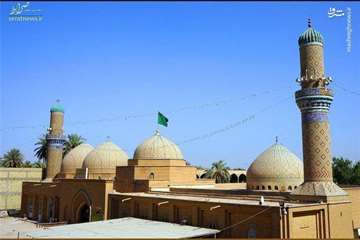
[0, 167, 42, 210]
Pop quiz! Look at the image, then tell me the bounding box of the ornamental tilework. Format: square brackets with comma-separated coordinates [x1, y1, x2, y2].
[292, 181, 348, 196]
[302, 112, 329, 122]
[300, 45, 324, 79]
[302, 120, 333, 181]
[295, 88, 333, 98]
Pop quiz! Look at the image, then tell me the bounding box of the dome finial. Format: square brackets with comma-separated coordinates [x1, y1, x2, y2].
[50, 99, 64, 113]
[275, 136, 279, 144]
[307, 18, 312, 28]
[298, 19, 323, 46]
[155, 129, 160, 136]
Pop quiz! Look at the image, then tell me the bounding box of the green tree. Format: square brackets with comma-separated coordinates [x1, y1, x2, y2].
[64, 134, 85, 156]
[333, 157, 353, 184]
[32, 160, 46, 168]
[204, 160, 230, 183]
[22, 161, 33, 168]
[351, 161, 360, 184]
[34, 134, 48, 165]
[34, 133, 85, 166]
[1, 148, 24, 167]
[332, 157, 355, 184]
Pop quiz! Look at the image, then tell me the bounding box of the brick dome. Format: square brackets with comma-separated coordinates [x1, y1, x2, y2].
[133, 130, 183, 160]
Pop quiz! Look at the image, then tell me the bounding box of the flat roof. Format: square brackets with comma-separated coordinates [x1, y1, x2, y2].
[25, 217, 219, 239]
[110, 192, 317, 208]
[111, 191, 282, 207]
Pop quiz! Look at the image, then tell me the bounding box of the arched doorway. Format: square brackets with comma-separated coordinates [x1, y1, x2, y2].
[239, 174, 247, 183]
[77, 204, 90, 223]
[230, 174, 238, 183]
[72, 189, 92, 223]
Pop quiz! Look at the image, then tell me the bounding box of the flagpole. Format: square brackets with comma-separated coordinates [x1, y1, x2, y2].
[156, 111, 160, 134]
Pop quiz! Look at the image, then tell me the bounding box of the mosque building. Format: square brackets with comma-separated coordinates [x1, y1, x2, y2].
[21, 21, 360, 238]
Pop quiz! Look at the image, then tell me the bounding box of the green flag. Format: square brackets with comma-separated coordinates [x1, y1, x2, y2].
[158, 112, 168, 127]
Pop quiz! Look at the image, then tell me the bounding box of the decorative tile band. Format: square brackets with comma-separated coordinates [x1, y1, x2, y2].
[295, 88, 333, 98]
[47, 136, 66, 149]
[302, 112, 329, 122]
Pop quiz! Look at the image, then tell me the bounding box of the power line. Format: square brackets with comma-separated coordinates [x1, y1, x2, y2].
[147, 95, 290, 148]
[0, 87, 292, 132]
[218, 206, 272, 234]
[178, 96, 290, 145]
[333, 83, 360, 96]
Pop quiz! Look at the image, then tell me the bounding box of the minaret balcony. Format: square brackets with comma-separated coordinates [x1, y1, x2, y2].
[295, 88, 333, 112]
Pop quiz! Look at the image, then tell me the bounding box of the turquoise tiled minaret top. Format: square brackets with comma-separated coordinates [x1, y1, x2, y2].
[50, 100, 64, 113]
[298, 19, 324, 46]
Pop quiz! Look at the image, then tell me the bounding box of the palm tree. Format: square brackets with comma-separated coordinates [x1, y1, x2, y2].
[32, 160, 46, 168]
[34, 134, 48, 165]
[34, 133, 85, 165]
[22, 161, 33, 168]
[1, 148, 24, 167]
[64, 134, 85, 155]
[204, 160, 230, 183]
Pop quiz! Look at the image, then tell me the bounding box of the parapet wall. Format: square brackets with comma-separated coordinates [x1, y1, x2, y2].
[0, 167, 42, 210]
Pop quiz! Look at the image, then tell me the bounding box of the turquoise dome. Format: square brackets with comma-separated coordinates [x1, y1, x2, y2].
[298, 27, 324, 46]
[50, 103, 64, 113]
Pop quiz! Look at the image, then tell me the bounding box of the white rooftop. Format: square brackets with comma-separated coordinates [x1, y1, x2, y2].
[25, 217, 219, 239]
[110, 191, 319, 208]
[112, 191, 282, 207]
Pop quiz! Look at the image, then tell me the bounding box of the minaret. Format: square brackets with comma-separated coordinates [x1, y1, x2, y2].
[291, 20, 347, 200]
[45, 100, 66, 180]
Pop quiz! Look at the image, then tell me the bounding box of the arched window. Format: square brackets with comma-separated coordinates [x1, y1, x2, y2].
[196, 175, 199, 179]
[288, 186, 292, 190]
[148, 173, 155, 180]
[268, 186, 272, 190]
[200, 173, 206, 179]
[274, 186, 279, 190]
[256, 186, 260, 190]
[262, 186, 265, 190]
[294, 186, 297, 189]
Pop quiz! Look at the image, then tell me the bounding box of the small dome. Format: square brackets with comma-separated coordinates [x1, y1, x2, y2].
[134, 131, 183, 160]
[50, 102, 64, 113]
[247, 143, 303, 191]
[298, 25, 324, 46]
[83, 141, 128, 170]
[62, 143, 94, 174]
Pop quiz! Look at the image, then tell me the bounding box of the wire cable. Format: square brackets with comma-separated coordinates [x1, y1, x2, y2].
[0, 87, 292, 132]
[218, 206, 272, 233]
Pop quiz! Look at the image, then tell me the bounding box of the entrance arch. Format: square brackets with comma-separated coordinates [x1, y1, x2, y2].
[230, 174, 238, 183]
[239, 174, 247, 183]
[77, 203, 90, 223]
[71, 189, 92, 223]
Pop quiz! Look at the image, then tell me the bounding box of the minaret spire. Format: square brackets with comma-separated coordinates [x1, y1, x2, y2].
[45, 101, 66, 180]
[292, 22, 347, 199]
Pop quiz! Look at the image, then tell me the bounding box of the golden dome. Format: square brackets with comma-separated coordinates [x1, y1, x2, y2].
[133, 131, 183, 160]
[61, 143, 94, 174]
[82, 141, 128, 170]
[246, 143, 304, 191]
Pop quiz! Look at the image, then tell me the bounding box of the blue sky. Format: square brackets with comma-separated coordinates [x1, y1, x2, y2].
[1, 2, 359, 168]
